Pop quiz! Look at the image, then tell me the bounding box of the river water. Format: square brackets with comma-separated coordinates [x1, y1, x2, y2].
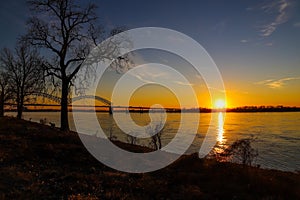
[8, 111, 300, 172]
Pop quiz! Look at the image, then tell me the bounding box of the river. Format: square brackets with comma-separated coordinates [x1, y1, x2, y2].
[7, 111, 300, 172]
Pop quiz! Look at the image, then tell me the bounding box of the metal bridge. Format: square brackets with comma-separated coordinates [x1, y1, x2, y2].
[32, 93, 112, 106]
[7, 93, 179, 114]
[71, 95, 111, 106]
[31, 93, 113, 113]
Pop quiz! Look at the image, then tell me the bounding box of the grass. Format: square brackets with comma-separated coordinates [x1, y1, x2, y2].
[0, 116, 299, 199]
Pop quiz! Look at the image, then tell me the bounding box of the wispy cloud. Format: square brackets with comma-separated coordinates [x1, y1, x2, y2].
[256, 79, 276, 85]
[128, 65, 198, 88]
[265, 42, 273, 46]
[212, 20, 228, 34]
[240, 39, 248, 43]
[133, 72, 195, 87]
[134, 74, 155, 84]
[131, 70, 168, 84]
[260, 0, 290, 37]
[174, 81, 194, 86]
[293, 22, 300, 28]
[255, 77, 300, 88]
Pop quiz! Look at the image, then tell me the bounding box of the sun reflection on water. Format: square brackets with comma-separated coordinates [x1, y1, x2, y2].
[217, 112, 225, 144]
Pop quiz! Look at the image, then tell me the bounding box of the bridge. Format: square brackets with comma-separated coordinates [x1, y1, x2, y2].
[31, 93, 111, 105]
[31, 93, 113, 113]
[6, 93, 181, 113]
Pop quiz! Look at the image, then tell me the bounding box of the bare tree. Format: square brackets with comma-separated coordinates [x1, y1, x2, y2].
[0, 71, 11, 117]
[226, 136, 258, 166]
[0, 43, 44, 119]
[24, 0, 130, 131]
[23, 0, 99, 130]
[211, 136, 259, 166]
[127, 132, 138, 145]
[146, 121, 164, 150]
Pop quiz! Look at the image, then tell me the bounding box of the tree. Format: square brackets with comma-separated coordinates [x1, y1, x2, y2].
[25, 0, 132, 131]
[0, 43, 44, 119]
[212, 136, 258, 166]
[146, 121, 164, 150]
[127, 132, 138, 145]
[0, 71, 11, 117]
[25, 0, 105, 131]
[226, 137, 258, 166]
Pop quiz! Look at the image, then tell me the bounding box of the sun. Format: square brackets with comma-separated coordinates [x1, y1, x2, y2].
[214, 99, 226, 109]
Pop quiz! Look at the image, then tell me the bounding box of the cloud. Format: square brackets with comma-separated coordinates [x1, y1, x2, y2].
[131, 71, 167, 84]
[133, 74, 155, 84]
[260, 0, 289, 37]
[255, 79, 275, 85]
[240, 39, 248, 43]
[133, 72, 195, 87]
[293, 22, 300, 28]
[265, 42, 273, 46]
[255, 77, 300, 88]
[246, 7, 253, 11]
[174, 81, 194, 86]
[126, 63, 172, 85]
[212, 20, 228, 34]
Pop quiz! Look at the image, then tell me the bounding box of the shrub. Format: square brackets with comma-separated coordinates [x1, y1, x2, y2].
[211, 136, 258, 166]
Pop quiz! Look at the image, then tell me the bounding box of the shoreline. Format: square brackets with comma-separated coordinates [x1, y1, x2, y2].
[0, 116, 299, 199]
[5, 109, 300, 113]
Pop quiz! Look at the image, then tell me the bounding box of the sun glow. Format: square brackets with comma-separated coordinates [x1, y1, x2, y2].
[214, 99, 226, 109]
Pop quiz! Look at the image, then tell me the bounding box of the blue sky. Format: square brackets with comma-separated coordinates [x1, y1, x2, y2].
[0, 0, 299, 106]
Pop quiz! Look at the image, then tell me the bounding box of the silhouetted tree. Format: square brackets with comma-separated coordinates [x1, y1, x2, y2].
[0, 43, 44, 119]
[146, 121, 164, 150]
[227, 137, 258, 166]
[127, 132, 138, 145]
[23, 0, 99, 130]
[0, 71, 11, 117]
[24, 0, 130, 131]
[213, 136, 258, 166]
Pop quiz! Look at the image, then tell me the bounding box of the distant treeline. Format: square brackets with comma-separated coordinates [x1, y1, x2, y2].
[225, 106, 300, 113]
[181, 106, 300, 113]
[5, 105, 300, 113]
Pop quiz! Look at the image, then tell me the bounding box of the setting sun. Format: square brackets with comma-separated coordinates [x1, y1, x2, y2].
[214, 99, 226, 109]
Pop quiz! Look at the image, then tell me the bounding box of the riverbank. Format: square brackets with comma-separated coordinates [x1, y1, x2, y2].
[0, 117, 299, 199]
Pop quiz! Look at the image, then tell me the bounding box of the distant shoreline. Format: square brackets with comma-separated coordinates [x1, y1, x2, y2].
[5, 106, 300, 113]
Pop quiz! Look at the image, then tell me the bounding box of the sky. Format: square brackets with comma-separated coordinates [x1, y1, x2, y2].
[0, 0, 300, 108]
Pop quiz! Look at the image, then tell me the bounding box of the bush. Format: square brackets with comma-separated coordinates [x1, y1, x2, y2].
[212, 136, 258, 166]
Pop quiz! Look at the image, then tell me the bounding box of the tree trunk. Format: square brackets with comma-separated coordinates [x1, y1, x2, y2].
[17, 96, 23, 119]
[158, 136, 162, 150]
[17, 105, 22, 119]
[60, 80, 69, 131]
[0, 90, 4, 117]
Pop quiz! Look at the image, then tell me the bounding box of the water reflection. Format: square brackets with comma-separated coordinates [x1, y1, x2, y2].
[16, 112, 300, 171]
[217, 112, 225, 144]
